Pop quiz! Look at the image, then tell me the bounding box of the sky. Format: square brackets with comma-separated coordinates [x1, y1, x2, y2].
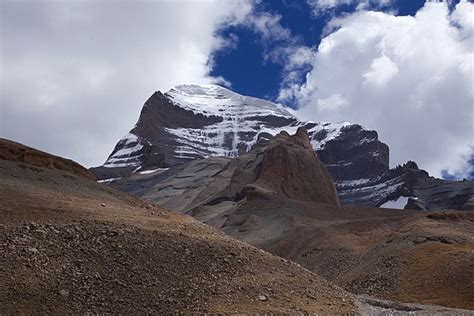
[1, 0, 473, 180]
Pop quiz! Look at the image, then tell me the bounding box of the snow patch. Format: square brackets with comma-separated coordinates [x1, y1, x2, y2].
[380, 196, 414, 209]
[103, 133, 143, 168]
[139, 168, 169, 175]
[166, 84, 295, 118]
[337, 178, 371, 187]
[98, 177, 122, 184]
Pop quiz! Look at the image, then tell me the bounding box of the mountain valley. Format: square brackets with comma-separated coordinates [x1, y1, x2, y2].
[1, 85, 473, 313]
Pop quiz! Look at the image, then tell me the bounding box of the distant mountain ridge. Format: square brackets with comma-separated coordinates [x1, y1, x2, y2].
[93, 84, 388, 179]
[91, 84, 474, 210]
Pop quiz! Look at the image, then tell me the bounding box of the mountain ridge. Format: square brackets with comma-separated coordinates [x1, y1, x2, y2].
[91, 84, 474, 211]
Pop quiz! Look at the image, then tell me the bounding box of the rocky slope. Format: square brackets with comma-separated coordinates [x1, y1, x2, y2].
[111, 128, 339, 213]
[91, 85, 388, 182]
[91, 84, 473, 210]
[2, 139, 473, 313]
[0, 138, 95, 181]
[108, 130, 474, 310]
[339, 161, 474, 210]
[0, 139, 358, 314]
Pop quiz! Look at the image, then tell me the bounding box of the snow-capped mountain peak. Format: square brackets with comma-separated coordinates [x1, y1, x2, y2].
[91, 84, 474, 212]
[94, 84, 389, 191]
[165, 84, 295, 119]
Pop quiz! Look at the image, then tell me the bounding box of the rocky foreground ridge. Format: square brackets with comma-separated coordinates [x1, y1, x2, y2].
[0, 138, 356, 314]
[0, 138, 96, 181]
[2, 138, 474, 312]
[92, 84, 473, 210]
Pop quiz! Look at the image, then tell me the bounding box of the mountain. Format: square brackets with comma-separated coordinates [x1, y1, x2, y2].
[91, 84, 389, 181]
[3, 138, 473, 313]
[0, 138, 361, 313]
[91, 84, 473, 210]
[99, 130, 474, 310]
[112, 128, 339, 213]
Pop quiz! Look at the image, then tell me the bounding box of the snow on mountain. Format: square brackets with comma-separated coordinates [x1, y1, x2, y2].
[103, 84, 358, 167]
[93, 84, 392, 206]
[164, 85, 354, 159]
[380, 196, 413, 209]
[166, 84, 294, 118]
[103, 133, 145, 168]
[91, 84, 474, 211]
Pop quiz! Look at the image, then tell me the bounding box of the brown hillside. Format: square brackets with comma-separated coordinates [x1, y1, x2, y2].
[0, 149, 354, 313]
[0, 138, 95, 181]
[216, 196, 474, 310]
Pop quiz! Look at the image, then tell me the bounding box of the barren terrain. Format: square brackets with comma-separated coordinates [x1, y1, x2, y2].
[1, 138, 473, 314]
[217, 196, 474, 310]
[0, 146, 354, 313]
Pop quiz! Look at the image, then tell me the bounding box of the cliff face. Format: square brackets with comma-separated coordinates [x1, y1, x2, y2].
[252, 128, 339, 206]
[112, 128, 339, 214]
[90, 84, 473, 211]
[316, 124, 389, 180]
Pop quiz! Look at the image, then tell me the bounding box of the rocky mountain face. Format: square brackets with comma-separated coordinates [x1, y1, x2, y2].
[91, 84, 388, 180]
[339, 161, 474, 210]
[248, 128, 340, 206]
[91, 84, 473, 210]
[113, 128, 339, 215]
[101, 130, 474, 310]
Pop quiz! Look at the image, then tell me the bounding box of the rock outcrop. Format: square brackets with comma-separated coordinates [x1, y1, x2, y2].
[316, 124, 389, 180]
[0, 138, 95, 181]
[113, 128, 339, 215]
[250, 128, 339, 206]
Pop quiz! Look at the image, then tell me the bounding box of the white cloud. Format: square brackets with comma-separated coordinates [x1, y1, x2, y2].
[283, 1, 474, 178]
[363, 55, 399, 86]
[0, 0, 254, 167]
[276, 46, 317, 96]
[450, 0, 474, 38]
[247, 12, 292, 43]
[317, 94, 348, 111]
[307, 0, 392, 13]
[238, 8, 301, 64]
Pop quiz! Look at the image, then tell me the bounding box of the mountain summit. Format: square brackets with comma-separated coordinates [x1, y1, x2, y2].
[91, 84, 473, 210]
[92, 85, 388, 190]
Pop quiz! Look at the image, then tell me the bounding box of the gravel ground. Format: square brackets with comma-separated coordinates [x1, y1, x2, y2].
[0, 158, 354, 314]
